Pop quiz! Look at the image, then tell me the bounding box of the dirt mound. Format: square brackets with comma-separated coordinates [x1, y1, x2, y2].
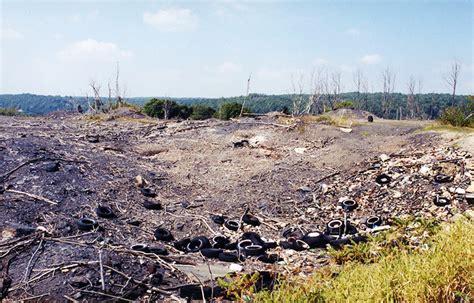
[327, 108, 377, 120]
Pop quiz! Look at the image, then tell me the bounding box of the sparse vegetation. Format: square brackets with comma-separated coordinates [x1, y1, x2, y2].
[216, 102, 250, 120]
[143, 98, 192, 120]
[439, 106, 473, 127]
[0, 107, 23, 116]
[231, 216, 474, 302]
[190, 104, 216, 120]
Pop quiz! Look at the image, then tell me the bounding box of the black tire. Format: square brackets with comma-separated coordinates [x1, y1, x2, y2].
[241, 232, 265, 246]
[264, 241, 278, 249]
[365, 215, 382, 228]
[237, 239, 253, 251]
[131, 243, 149, 252]
[140, 188, 157, 198]
[329, 235, 367, 249]
[242, 214, 261, 226]
[212, 235, 230, 248]
[257, 254, 283, 264]
[77, 217, 98, 231]
[282, 227, 295, 238]
[368, 115, 374, 122]
[433, 195, 450, 207]
[149, 273, 163, 286]
[291, 239, 309, 251]
[326, 219, 344, 235]
[434, 174, 453, 183]
[174, 238, 191, 252]
[201, 248, 223, 258]
[143, 200, 162, 210]
[279, 241, 293, 249]
[154, 228, 173, 242]
[466, 193, 474, 205]
[341, 199, 358, 212]
[148, 246, 169, 255]
[179, 285, 213, 300]
[244, 244, 265, 256]
[224, 241, 238, 251]
[44, 162, 60, 172]
[375, 173, 391, 185]
[187, 236, 211, 252]
[218, 251, 239, 262]
[211, 214, 227, 225]
[224, 220, 240, 231]
[96, 206, 114, 218]
[301, 231, 328, 248]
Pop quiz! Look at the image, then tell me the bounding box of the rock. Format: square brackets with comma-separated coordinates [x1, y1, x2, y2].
[339, 128, 352, 133]
[379, 154, 390, 162]
[321, 184, 329, 194]
[450, 214, 465, 222]
[228, 263, 243, 272]
[69, 276, 89, 288]
[466, 184, 474, 193]
[44, 162, 60, 172]
[455, 188, 466, 195]
[392, 191, 402, 199]
[298, 186, 312, 192]
[135, 175, 148, 188]
[294, 147, 307, 154]
[419, 165, 430, 176]
[464, 210, 474, 219]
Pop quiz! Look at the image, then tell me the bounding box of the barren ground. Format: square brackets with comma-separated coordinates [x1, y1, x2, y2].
[0, 113, 472, 302]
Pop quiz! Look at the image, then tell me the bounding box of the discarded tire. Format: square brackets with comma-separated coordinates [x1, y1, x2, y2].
[242, 214, 261, 226]
[279, 241, 293, 249]
[131, 243, 149, 252]
[326, 219, 344, 235]
[187, 236, 211, 252]
[200, 248, 223, 259]
[212, 235, 230, 248]
[218, 251, 239, 262]
[174, 238, 191, 252]
[282, 227, 296, 238]
[368, 115, 374, 122]
[301, 232, 328, 248]
[154, 228, 173, 242]
[341, 199, 358, 212]
[44, 162, 60, 172]
[264, 241, 278, 249]
[244, 244, 265, 256]
[224, 220, 240, 231]
[148, 246, 169, 255]
[329, 235, 367, 249]
[143, 201, 162, 210]
[149, 273, 163, 286]
[237, 239, 253, 252]
[257, 254, 283, 264]
[241, 232, 265, 246]
[96, 206, 114, 219]
[140, 188, 156, 198]
[179, 285, 212, 300]
[77, 218, 98, 231]
[433, 195, 450, 207]
[376, 174, 391, 185]
[365, 215, 382, 228]
[434, 174, 453, 183]
[466, 193, 474, 205]
[211, 214, 226, 225]
[291, 239, 309, 251]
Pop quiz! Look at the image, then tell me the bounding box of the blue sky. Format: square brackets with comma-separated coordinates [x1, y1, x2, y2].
[1, 0, 472, 97]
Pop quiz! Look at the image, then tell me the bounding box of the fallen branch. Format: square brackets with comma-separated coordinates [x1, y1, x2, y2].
[5, 189, 58, 205]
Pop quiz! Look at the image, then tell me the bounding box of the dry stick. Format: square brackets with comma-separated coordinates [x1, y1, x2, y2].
[23, 238, 44, 283]
[98, 249, 105, 291]
[103, 265, 172, 295]
[19, 292, 50, 301]
[80, 289, 133, 302]
[5, 189, 58, 205]
[63, 295, 80, 303]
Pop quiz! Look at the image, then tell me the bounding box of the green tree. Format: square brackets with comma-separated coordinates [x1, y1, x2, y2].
[190, 104, 215, 120]
[216, 102, 250, 120]
[143, 98, 192, 119]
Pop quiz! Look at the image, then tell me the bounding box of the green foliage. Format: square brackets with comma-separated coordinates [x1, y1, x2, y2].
[142, 98, 192, 119]
[334, 100, 354, 109]
[215, 102, 250, 120]
[0, 107, 23, 116]
[439, 106, 473, 127]
[190, 104, 215, 120]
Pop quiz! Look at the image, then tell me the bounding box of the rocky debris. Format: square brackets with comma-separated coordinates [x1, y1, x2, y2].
[0, 115, 472, 301]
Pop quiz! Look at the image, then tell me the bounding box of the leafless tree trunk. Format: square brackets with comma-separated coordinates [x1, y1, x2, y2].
[353, 69, 363, 107]
[361, 76, 369, 111]
[331, 70, 342, 106]
[444, 61, 461, 106]
[115, 61, 123, 107]
[89, 80, 102, 113]
[240, 73, 252, 118]
[381, 67, 396, 118]
[305, 68, 324, 114]
[291, 73, 306, 116]
[407, 75, 416, 119]
[163, 100, 171, 120]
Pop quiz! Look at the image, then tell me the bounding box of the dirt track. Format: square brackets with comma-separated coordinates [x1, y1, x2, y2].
[0, 114, 472, 301]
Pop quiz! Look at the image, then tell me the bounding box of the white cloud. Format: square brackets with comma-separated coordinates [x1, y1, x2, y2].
[58, 39, 133, 61]
[69, 10, 99, 23]
[360, 54, 382, 65]
[1, 27, 24, 40]
[143, 8, 198, 32]
[346, 28, 361, 37]
[216, 62, 242, 73]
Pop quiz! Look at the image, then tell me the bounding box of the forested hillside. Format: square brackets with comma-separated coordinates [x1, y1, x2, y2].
[0, 92, 470, 119]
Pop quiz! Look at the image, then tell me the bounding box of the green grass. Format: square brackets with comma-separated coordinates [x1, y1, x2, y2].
[420, 123, 474, 133]
[225, 215, 474, 302]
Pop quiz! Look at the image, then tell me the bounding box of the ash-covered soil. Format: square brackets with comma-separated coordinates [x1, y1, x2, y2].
[0, 114, 472, 302]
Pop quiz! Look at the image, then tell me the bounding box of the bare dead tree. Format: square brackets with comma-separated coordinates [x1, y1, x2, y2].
[107, 80, 112, 110]
[239, 73, 252, 118]
[305, 67, 325, 114]
[163, 99, 171, 120]
[115, 61, 124, 107]
[381, 67, 396, 118]
[444, 61, 461, 106]
[361, 75, 369, 111]
[89, 80, 103, 113]
[353, 68, 363, 107]
[331, 70, 342, 106]
[290, 73, 306, 116]
[407, 75, 416, 119]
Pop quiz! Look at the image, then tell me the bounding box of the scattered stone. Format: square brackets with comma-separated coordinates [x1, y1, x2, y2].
[379, 154, 390, 162]
[294, 147, 307, 154]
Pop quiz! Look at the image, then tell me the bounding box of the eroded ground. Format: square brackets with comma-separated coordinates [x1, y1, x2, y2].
[0, 114, 472, 302]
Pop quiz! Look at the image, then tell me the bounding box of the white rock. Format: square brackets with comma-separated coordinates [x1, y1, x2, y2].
[455, 188, 466, 195]
[339, 128, 352, 133]
[466, 184, 474, 193]
[321, 184, 329, 194]
[464, 210, 474, 219]
[294, 147, 307, 154]
[379, 154, 390, 162]
[419, 165, 430, 176]
[228, 264, 243, 272]
[392, 191, 402, 198]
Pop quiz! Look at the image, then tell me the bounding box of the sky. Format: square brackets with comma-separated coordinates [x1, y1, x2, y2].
[1, 0, 473, 97]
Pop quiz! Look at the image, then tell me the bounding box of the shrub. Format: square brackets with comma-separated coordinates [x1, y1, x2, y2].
[0, 107, 23, 116]
[143, 98, 192, 119]
[190, 105, 215, 120]
[439, 106, 473, 127]
[334, 100, 354, 110]
[216, 102, 250, 120]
